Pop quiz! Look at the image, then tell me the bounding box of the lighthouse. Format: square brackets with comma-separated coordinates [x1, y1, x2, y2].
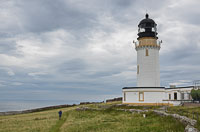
[135, 13, 161, 87]
[122, 14, 194, 106]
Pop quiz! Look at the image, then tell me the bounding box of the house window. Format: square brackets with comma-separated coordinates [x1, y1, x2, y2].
[174, 92, 177, 100]
[169, 94, 171, 100]
[145, 49, 149, 56]
[181, 93, 184, 100]
[137, 65, 139, 74]
[139, 92, 144, 101]
[124, 92, 126, 101]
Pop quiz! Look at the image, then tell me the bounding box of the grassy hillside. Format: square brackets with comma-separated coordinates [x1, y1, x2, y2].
[0, 102, 188, 132]
[0, 106, 78, 132]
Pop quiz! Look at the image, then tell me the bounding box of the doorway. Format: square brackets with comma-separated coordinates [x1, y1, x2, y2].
[174, 92, 177, 100]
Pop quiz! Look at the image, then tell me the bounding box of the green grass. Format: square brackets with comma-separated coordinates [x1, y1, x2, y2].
[0, 103, 186, 132]
[167, 106, 200, 130]
[0, 106, 77, 132]
[50, 111, 70, 132]
[60, 108, 185, 132]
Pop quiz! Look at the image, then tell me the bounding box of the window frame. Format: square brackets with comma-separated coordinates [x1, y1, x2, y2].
[139, 92, 144, 101]
[181, 93, 184, 100]
[169, 94, 171, 100]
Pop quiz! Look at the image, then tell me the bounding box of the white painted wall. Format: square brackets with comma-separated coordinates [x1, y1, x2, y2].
[136, 46, 160, 87]
[122, 87, 193, 106]
[123, 91, 165, 104]
[125, 92, 138, 103]
[123, 88, 165, 104]
[164, 87, 193, 99]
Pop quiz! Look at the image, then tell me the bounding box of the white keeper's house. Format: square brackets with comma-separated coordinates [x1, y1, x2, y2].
[122, 14, 194, 106]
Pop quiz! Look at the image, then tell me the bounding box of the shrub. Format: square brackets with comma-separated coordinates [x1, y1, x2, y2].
[191, 89, 200, 101]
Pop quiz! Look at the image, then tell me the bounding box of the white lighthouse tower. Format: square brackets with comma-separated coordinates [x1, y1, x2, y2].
[122, 14, 194, 106]
[135, 13, 161, 87]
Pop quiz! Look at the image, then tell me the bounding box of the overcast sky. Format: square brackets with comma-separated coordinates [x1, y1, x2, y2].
[0, 0, 200, 103]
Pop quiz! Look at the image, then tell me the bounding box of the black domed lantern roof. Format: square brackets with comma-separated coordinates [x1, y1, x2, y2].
[137, 13, 158, 40]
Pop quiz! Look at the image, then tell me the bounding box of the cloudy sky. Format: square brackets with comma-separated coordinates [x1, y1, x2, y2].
[0, 0, 200, 105]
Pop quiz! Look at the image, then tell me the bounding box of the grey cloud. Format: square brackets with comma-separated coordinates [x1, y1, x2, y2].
[0, 40, 19, 56]
[14, 0, 97, 33]
[0, 0, 200, 108]
[58, 59, 87, 73]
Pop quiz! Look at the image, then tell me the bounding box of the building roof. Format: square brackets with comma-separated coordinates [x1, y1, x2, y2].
[122, 87, 165, 89]
[122, 86, 194, 90]
[165, 86, 194, 89]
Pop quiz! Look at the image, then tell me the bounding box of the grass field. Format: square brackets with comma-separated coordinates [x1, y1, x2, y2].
[0, 106, 77, 132]
[0, 102, 194, 132]
[59, 108, 185, 132]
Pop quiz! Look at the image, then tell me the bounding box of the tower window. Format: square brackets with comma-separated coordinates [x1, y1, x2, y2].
[145, 49, 149, 56]
[137, 65, 139, 74]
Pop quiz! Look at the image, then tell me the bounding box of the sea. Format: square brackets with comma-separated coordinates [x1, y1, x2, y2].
[0, 99, 80, 112]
